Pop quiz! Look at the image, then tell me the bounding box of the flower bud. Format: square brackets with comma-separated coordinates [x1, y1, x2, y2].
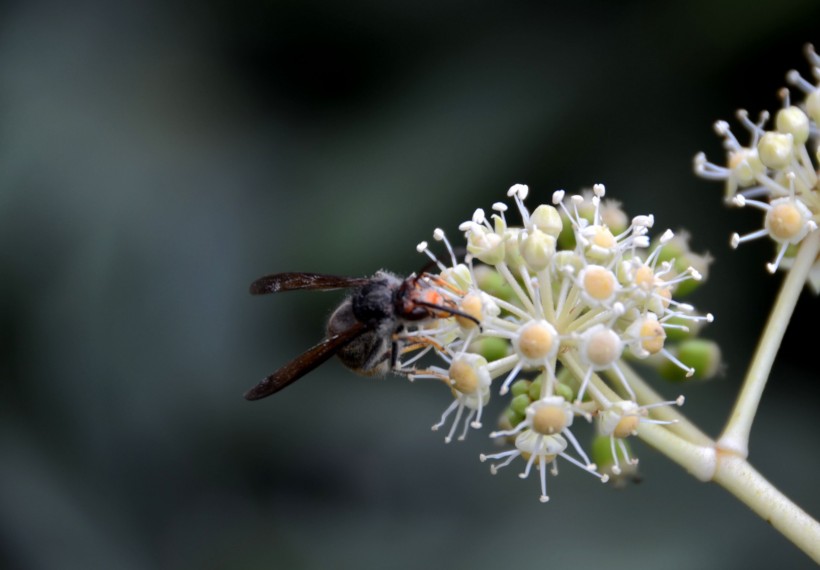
[468, 336, 509, 362]
[511, 393, 531, 415]
[805, 88, 820, 124]
[658, 339, 722, 381]
[502, 228, 526, 270]
[775, 105, 810, 145]
[520, 229, 556, 271]
[473, 265, 515, 303]
[727, 148, 765, 188]
[590, 435, 639, 488]
[530, 204, 563, 236]
[510, 379, 532, 398]
[466, 225, 505, 265]
[757, 131, 793, 170]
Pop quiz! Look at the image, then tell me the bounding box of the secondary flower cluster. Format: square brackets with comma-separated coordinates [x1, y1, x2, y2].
[402, 184, 711, 502]
[695, 44, 820, 285]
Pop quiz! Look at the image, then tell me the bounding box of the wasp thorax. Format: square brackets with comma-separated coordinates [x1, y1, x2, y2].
[613, 415, 640, 439]
[515, 320, 558, 362]
[351, 276, 396, 324]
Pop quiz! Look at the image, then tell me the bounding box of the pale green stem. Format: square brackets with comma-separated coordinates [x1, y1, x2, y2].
[559, 352, 620, 403]
[718, 229, 820, 458]
[613, 361, 714, 447]
[638, 425, 820, 563]
[496, 262, 536, 314]
[712, 454, 820, 563]
[563, 345, 820, 560]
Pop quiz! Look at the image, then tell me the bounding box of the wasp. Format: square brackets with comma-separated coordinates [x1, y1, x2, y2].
[244, 270, 479, 400]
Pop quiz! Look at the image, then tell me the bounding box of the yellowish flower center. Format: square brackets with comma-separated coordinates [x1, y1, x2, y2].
[455, 293, 483, 329]
[449, 359, 478, 394]
[640, 319, 666, 354]
[767, 201, 804, 241]
[613, 415, 640, 439]
[517, 322, 556, 361]
[634, 265, 655, 290]
[583, 266, 616, 301]
[532, 405, 568, 435]
[586, 329, 620, 367]
[591, 227, 616, 249]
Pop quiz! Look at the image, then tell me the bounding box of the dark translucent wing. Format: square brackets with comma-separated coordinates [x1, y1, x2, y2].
[244, 321, 368, 400]
[250, 272, 371, 295]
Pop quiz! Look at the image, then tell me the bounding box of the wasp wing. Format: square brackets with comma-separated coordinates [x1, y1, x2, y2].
[250, 272, 371, 295]
[244, 321, 368, 400]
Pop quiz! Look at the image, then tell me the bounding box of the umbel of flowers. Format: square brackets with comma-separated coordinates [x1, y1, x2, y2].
[406, 183, 714, 502]
[695, 44, 820, 288]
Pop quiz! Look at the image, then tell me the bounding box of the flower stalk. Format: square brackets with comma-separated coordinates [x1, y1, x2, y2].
[718, 228, 820, 458]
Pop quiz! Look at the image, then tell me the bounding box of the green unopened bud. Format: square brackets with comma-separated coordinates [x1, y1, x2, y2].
[474, 266, 515, 303]
[591, 434, 627, 467]
[776, 106, 810, 145]
[757, 131, 793, 170]
[590, 435, 639, 488]
[659, 339, 722, 381]
[466, 226, 505, 265]
[520, 229, 556, 271]
[510, 379, 532, 398]
[503, 228, 525, 271]
[441, 263, 472, 291]
[469, 336, 509, 362]
[531, 204, 563, 237]
[552, 250, 583, 275]
[655, 232, 690, 265]
[528, 376, 543, 401]
[554, 380, 574, 402]
[511, 393, 531, 415]
[673, 251, 712, 297]
[557, 213, 577, 250]
[504, 407, 525, 428]
[662, 314, 701, 343]
[727, 148, 765, 189]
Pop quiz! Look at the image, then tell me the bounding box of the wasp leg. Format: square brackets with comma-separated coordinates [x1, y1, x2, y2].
[396, 335, 446, 354]
[421, 273, 468, 296]
[392, 365, 449, 382]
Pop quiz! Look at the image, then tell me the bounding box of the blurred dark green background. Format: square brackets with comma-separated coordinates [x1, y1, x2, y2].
[1, 1, 819, 569]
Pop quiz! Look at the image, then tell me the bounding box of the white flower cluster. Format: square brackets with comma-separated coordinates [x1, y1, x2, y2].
[404, 184, 705, 502]
[695, 44, 820, 280]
